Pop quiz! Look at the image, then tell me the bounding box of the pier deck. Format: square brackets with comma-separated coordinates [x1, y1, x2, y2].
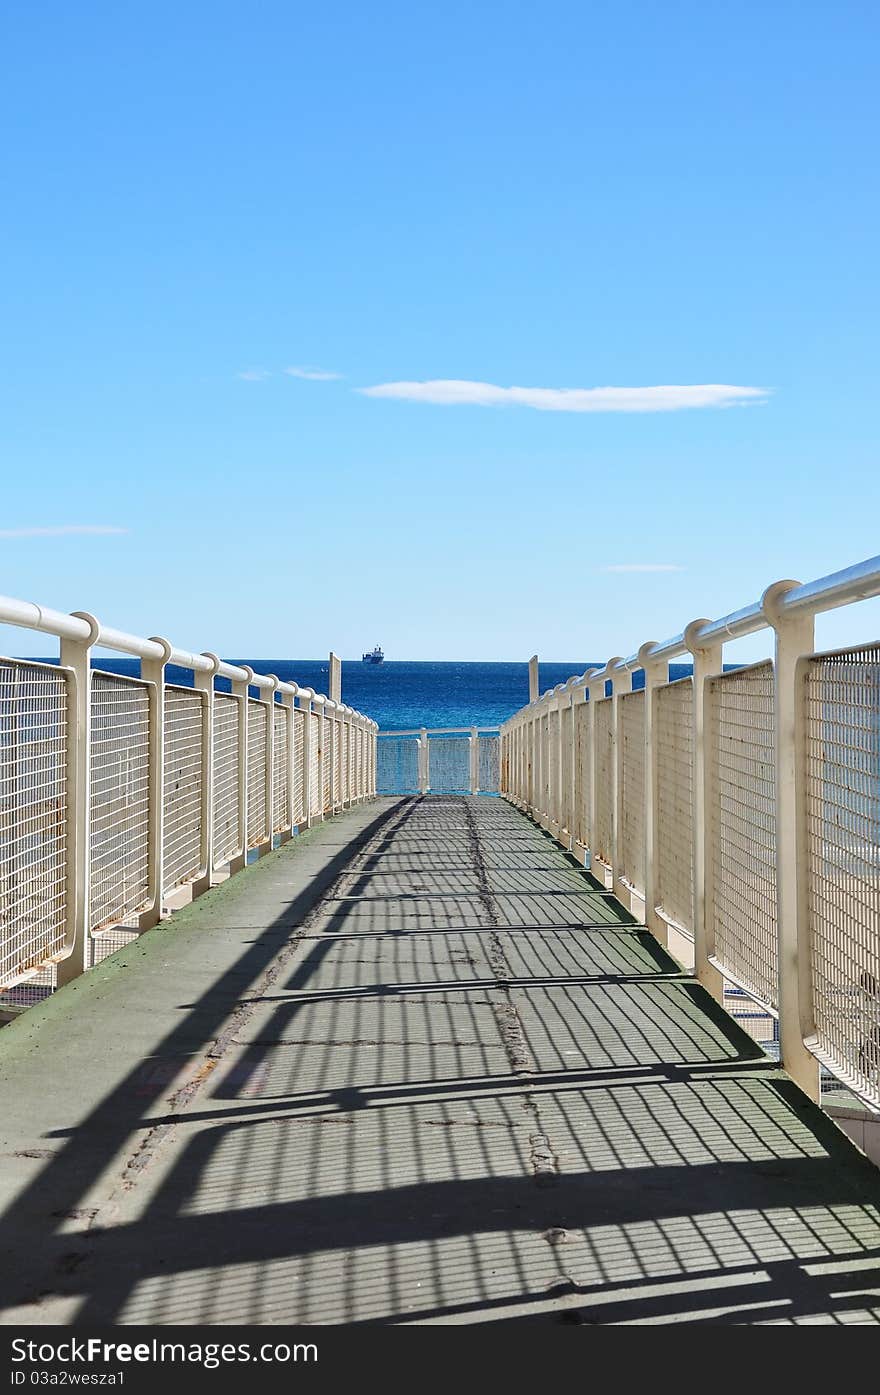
[2, 796, 880, 1325]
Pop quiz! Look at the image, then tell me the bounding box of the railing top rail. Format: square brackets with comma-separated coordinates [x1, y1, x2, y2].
[378, 726, 501, 737]
[0, 592, 376, 727]
[514, 551, 880, 719]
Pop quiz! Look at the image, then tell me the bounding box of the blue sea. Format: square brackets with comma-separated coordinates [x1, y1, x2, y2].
[70, 657, 693, 730]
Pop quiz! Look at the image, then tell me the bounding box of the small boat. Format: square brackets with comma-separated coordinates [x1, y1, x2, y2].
[362, 645, 384, 665]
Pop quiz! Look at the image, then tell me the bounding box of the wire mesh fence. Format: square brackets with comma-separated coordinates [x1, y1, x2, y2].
[574, 702, 591, 848]
[246, 700, 269, 849]
[331, 718, 342, 808]
[322, 716, 332, 811]
[90, 672, 151, 932]
[619, 689, 645, 894]
[805, 645, 880, 1106]
[0, 660, 69, 987]
[709, 661, 778, 1009]
[594, 699, 614, 865]
[163, 685, 205, 893]
[477, 734, 500, 794]
[655, 676, 694, 934]
[291, 707, 305, 825]
[272, 704, 290, 832]
[309, 713, 321, 818]
[377, 735, 421, 794]
[212, 693, 242, 867]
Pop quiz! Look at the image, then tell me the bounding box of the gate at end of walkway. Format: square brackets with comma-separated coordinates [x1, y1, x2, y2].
[378, 727, 500, 795]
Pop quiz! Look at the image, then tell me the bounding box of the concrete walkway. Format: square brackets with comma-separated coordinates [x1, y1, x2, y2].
[2, 796, 880, 1325]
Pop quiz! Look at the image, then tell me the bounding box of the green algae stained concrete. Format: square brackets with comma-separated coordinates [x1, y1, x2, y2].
[1, 794, 880, 1325]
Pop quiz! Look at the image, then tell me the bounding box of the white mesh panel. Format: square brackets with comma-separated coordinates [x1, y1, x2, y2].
[247, 700, 268, 847]
[0, 659, 69, 986]
[377, 736, 420, 793]
[273, 704, 290, 832]
[90, 672, 150, 931]
[309, 714, 321, 816]
[655, 677, 694, 934]
[427, 736, 470, 792]
[291, 708, 305, 824]
[594, 699, 613, 865]
[548, 710, 560, 823]
[574, 704, 591, 847]
[619, 690, 645, 892]
[332, 718, 342, 807]
[163, 685, 205, 893]
[709, 662, 777, 1009]
[212, 693, 241, 866]
[805, 646, 880, 1105]
[478, 735, 500, 793]
[322, 717, 332, 811]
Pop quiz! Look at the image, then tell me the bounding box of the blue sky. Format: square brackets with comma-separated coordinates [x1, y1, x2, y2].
[2, 1, 879, 663]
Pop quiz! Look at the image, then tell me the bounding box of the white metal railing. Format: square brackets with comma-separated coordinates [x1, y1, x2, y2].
[500, 554, 880, 1110]
[377, 727, 501, 795]
[0, 593, 377, 995]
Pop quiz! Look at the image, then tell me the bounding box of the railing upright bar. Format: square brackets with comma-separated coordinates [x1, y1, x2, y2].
[193, 655, 219, 895]
[587, 676, 603, 872]
[299, 689, 313, 827]
[420, 727, 429, 794]
[279, 687, 296, 844]
[684, 620, 724, 1002]
[313, 695, 326, 820]
[639, 645, 669, 948]
[230, 670, 249, 872]
[762, 581, 821, 1101]
[469, 727, 478, 795]
[56, 613, 99, 984]
[138, 635, 172, 929]
[610, 664, 633, 903]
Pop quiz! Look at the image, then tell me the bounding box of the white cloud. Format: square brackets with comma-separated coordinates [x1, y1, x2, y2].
[238, 368, 271, 381]
[0, 526, 129, 539]
[284, 366, 343, 381]
[357, 379, 769, 412]
[599, 563, 685, 573]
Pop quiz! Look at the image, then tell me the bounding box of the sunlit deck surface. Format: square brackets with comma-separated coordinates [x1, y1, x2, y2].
[2, 796, 880, 1325]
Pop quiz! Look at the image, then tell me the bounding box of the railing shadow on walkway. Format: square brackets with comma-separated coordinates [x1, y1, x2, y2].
[2, 797, 880, 1325]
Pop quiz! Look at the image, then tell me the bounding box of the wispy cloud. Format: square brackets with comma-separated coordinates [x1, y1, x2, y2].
[598, 563, 685, 573]
[284, 366, 343, 381]
[358, 379, 769, 413]
[0, 525, 129, 539]
[237, 368, 271, 381]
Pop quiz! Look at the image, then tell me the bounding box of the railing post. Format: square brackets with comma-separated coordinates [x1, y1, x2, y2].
[138, 636, 172, 929]
[299, 688, 313, 827]
[762, 581, 820, 1102]
[638, 644, 669, 948]
[570, 669, 599, 866]
[328, 702, 340, 811]
[586, 674, 604, 869]
[313, 694, 326, 819]
[539, 704, 550, 827]
[469, 726, 478, 794]
[551, 686, 565, 839]
[229, 669, 249, 872]
[193, 653, 220, 896]
[347, 709, 355, 806]
[56, 611, 99, 986]
[279, 686, 296, 844]
[371, 720, 378, 796]
[340, 707, 349, 807]
[354, 716, 362, 803]
[259, 678, 277, 854]
[420, 727, 429, 794]
[611, 663, 633, 903]
[684, 620, 724, 1001]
